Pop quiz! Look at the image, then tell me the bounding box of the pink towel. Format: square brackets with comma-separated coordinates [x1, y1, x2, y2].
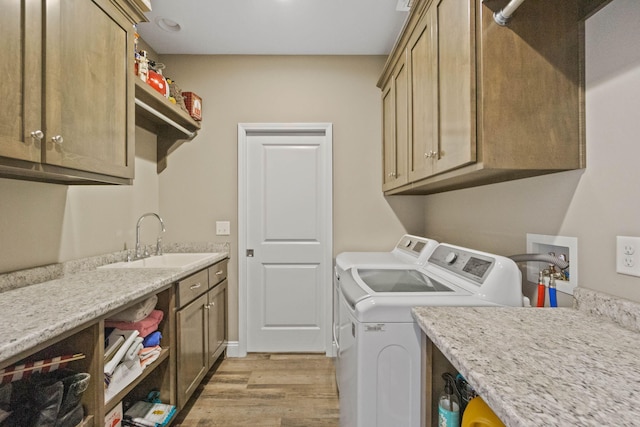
[105, 310, 164, 337]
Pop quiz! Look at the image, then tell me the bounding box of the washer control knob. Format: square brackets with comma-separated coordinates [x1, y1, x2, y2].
[404, 239, 412, 247]
[445, 252, 458, 264]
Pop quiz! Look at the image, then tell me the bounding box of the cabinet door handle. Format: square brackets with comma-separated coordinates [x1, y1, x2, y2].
[205, 303, 210, 309]
[51, 135, 64, 144]
[190, 283, 202, 290]
[30, 130, 44, 140]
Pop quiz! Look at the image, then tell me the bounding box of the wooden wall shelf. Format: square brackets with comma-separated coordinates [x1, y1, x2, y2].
[134, 79, 201, 173]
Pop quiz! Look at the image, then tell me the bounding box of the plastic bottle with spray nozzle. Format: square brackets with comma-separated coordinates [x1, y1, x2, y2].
[439, 373, 461, 427]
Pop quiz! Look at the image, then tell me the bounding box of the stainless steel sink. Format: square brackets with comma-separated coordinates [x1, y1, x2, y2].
[98, 253, 220, 270]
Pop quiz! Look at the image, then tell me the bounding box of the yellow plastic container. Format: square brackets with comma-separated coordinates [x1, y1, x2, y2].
[461, 397, 506, 427]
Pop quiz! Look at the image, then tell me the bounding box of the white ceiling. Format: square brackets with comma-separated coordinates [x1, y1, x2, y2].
[136, 0, 409, 55]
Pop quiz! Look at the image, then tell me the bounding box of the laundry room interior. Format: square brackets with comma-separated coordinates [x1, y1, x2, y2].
[0, 0, 639, 426]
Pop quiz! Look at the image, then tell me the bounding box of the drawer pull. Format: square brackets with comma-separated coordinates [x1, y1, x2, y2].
[215, 271, 223, 276]
[190, 283, 202, 290]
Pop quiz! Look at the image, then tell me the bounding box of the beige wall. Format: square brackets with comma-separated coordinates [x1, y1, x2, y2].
[1, 0, 634, 343]
[0, 128, 161, 273]
[423, 0, 640, 303]
[156, 55, 425, 341]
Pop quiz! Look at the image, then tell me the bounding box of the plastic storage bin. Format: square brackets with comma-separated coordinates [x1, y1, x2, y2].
[461, 397, 505, 427]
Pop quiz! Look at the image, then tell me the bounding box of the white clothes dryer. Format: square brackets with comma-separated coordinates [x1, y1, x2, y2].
[333, 235, 438, 371]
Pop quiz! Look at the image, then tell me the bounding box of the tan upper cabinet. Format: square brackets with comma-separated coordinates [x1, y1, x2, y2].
[382, 53, 410, 191]
[379, 0, 586, 195]
[407, 7, 437, 182]
[0, 0, 42, 164]
[0, 0, 136, 184]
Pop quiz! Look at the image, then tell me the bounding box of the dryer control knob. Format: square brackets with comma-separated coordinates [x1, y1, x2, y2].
[445, 252, 458, 264]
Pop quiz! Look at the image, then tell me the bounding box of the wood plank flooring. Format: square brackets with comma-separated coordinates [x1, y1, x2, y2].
[172, 353, 339, 427]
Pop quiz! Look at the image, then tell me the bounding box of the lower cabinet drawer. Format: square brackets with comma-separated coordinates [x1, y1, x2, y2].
[176, 269, 208, 308]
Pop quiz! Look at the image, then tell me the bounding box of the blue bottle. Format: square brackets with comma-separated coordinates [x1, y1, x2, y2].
[438, 377, 460, 427]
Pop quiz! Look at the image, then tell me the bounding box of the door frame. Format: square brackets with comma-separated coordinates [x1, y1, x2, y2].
[237, 123, 333, 357]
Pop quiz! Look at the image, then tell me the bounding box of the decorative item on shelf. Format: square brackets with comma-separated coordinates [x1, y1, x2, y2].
[133, 27, 140, 77]
[182, 92, 202, 121]
[147, 62, 170, 98]
[136, 50, 149, 83]
[167, 78, 189, 113]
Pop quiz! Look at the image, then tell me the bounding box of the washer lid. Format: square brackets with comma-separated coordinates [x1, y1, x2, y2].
[357, 269, 454, 293]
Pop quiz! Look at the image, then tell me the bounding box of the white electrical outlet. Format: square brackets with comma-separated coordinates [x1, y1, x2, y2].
[616, 236, 640, 277]
[216, 221, 231, 236]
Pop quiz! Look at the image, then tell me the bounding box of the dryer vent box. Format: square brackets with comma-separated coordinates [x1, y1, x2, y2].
[526, 233, 577, 295]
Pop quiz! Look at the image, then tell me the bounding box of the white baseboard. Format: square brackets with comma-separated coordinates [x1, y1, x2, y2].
[225, 341, 244, 358]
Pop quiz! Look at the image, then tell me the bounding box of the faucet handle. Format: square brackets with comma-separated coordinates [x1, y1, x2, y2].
[156, 236, 163, 256]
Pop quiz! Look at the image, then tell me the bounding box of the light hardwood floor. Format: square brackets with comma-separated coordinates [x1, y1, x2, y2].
[172, 353, 340, 427]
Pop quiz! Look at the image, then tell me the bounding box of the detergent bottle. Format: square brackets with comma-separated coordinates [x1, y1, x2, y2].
[438, 374, 461, 427]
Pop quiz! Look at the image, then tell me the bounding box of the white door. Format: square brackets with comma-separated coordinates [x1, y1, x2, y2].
[238, 123, 333, 355]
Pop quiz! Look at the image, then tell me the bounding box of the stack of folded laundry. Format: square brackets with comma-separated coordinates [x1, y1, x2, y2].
[103, 296, 164, 401]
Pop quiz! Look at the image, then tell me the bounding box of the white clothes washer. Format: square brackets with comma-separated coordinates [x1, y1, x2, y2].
[333, 235, 438, 368]
[337, 243, 527, 427]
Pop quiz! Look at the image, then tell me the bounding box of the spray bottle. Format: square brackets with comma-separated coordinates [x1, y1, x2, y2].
[438, 373, 461, 427]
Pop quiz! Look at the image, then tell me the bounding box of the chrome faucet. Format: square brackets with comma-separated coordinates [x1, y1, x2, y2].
[135, 212, 166, 259]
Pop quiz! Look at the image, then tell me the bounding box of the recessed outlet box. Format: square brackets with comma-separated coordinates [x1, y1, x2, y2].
[216, 221, 231, 236]
[526, 234, 578, 295]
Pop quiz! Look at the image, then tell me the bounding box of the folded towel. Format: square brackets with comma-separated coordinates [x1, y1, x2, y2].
[139, 346, 162, 369]
[106, 295, 158, 323]
[124, 337, 144, 362]
[142, 331, 162, 348]
[105, 310, 164, 338]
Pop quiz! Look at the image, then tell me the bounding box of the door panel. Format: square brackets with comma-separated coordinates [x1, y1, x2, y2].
[408, 11, 438, 182]
[263, 265, 320, 327]
[0, 0, 41, 162]
[245, 128, 331, 352]
[44, 0, 131, 177]
[176, 293, 208, 408]
[436, 0, 475, 173]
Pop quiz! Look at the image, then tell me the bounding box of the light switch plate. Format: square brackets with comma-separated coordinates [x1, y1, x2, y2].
[216, 221, 231, 236]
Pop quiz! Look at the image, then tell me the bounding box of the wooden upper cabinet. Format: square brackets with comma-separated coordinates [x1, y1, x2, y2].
[407, 8, 437, 182]
[379, 0, 585, 195]
[382, 54, 409, 191]
[0, 0, 136, 184]
[43, 0, 134, 179]
[0, 0, 42, 164]
[434, 0, 475, 175]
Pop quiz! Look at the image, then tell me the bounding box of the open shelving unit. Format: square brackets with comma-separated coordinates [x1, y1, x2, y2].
[134, 79, 201, 173]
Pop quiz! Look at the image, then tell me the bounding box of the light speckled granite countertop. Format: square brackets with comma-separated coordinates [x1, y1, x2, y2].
[412, 288, 640, 427]
[0, 248, 228, 367]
